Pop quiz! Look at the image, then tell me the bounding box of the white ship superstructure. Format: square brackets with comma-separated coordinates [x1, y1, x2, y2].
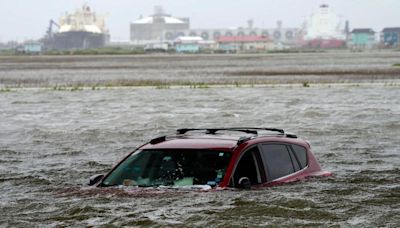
[58, 4, 108, 35]
[303, 4, 346, 41]
[45, 4, 110, 50]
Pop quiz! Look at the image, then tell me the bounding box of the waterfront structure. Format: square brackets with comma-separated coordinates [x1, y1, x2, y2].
[16, 42, 43, 54]
[174, 36, 203, 53]
[168, 20, 299, 46]
[302, 4, 347, 48]
[130, 6, 190, 43]
[381, 27, 400, 48]
[349, 28, 376, 50]
[130, 7, 298, 46]
[216, 35, 274, 52]
[44, 4, 110, 50]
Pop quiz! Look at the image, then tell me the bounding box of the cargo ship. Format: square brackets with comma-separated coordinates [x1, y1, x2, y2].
[44, 4, 109, 50]
[301, 4, 348, 48]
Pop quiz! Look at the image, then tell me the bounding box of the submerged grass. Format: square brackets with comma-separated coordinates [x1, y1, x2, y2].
[0, 87, 12, 92]
[155, 84, 170, 89]
[45, 47, 146, 55]
[3, 76, 400, 91]
[2, 81, 399, 92]
[302, 81, 310, 87]
[52, 85, 84, 91]
[228, 68, 400, 76]
[189, 83, 210, 89]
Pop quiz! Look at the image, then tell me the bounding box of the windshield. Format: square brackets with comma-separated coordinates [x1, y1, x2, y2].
[102, 149, 232, 187]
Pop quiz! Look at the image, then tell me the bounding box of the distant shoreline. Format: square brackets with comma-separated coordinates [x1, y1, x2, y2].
[1, 51, 400, 88]
[2, 47, 398, 57]
[1, 82, 400, 92]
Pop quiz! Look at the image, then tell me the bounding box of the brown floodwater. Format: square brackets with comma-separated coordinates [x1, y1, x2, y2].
[0, 52, 399, 226]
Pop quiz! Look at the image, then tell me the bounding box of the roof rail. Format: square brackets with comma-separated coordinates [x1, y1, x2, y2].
[149, 135, 166, 144]
[176, 128, 285, 135]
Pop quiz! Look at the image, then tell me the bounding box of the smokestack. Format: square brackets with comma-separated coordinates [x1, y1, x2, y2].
[345, 20, 350, 44]
[247, 19, 254, 29]
[154, 5, 164, 16]
[345, 20, 350, 35]
[277, 20, 282, 29]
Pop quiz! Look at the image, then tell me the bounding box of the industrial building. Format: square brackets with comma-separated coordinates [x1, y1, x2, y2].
[177, 21, 299, 46]
[130, 6, 190, 43]
[130, 7, 299, 47]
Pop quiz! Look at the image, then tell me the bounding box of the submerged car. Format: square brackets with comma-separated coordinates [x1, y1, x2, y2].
[89, 128, 331, 189]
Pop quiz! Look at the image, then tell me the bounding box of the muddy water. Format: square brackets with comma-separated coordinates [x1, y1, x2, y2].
[0, 85, 399, 227]
[1, 52, 400, 226]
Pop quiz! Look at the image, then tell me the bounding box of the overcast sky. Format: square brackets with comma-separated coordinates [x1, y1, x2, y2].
[0, 0, 399, 42]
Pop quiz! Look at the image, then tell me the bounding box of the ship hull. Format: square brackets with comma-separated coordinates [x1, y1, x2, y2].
[51, 31, 109, 50]
[303, 38, 345, 49]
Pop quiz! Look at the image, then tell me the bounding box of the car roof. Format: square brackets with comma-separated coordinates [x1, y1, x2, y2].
[140, 134, 240, 151]
[139, 129, 306, 151]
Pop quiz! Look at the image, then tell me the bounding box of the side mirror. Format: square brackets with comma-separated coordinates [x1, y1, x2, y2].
[89, 174, 104, 186]
[237, 177, 251, 190]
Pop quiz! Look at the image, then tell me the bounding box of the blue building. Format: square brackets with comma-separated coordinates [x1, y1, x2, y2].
[16, 42, 42, 54]
[174, 36, 203, 53]
[349, 28, 376, 50]
[382, 27, 400, 48]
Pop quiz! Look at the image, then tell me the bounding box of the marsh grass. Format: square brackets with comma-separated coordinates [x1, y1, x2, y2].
[234, 81, 241, 88]
[267, 49, 325, 54]
[229, 68, 400, 76]
[0, 87, 12, 92]
[45, 47, 145, 55]
[189, 83, 210, 89]
[155, 84, 170, 89]
[52, 85, 84, 91]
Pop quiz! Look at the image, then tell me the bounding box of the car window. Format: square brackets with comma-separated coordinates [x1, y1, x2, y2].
[288, 148, 301, 172]
[290, 144, 308, 168]
[260, 144, 295, 181]
[231, 147, 263, 187]
[102, 149, 232, 187]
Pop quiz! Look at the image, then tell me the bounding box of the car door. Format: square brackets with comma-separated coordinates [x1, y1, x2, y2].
[230, 146, 266, 187]
[259, 143, 308, 182]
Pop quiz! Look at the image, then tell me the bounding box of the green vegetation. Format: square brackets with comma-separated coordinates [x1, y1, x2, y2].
[267, 49, 325, 54]
[393, 63, 400, 67]
[302, 81, 310, 87]
[52, 85, 84, 91]
[189, 82, 209, 89]
[155, 84, 170, 89]
[0, 87, 12, 92]
[0, 49, 17, 56]
[3, 81, 400, 92]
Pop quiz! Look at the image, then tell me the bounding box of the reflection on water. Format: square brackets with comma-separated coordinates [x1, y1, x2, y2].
[0, 85, 399, 226]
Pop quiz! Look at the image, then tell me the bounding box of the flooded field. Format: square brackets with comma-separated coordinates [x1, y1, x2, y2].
[1, 51, 400, 87]
[0, 52, 399, 226]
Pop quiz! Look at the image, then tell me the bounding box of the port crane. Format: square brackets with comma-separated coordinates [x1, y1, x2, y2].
[46, 19, 60, 38]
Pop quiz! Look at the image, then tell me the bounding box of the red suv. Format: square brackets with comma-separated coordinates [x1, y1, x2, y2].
[89, 128, 331, 189]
